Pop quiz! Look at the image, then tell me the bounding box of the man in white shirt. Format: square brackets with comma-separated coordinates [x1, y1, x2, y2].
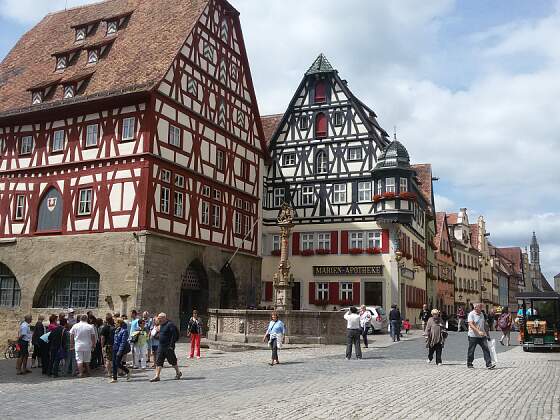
[467, 303, 495, 370]
[344, 307, 362, 360]
[16, 315, 33, 375]
[359, 305, 372, 348]
[70, 314, 96, 377]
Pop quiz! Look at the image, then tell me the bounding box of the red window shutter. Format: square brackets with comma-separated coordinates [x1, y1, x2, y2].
[309, 282, 316, 305]
[330, 231, 338, 254]
[381, 229, 390, 253]
[352, 282, 360, 305]
[341, 231, 349, 254]
[292, 232, 300, 255]
[329, 282, 339, 305]
[314, 80, 327, 103]
[315, 113, 327, 138]
[265, 281, 273, 301]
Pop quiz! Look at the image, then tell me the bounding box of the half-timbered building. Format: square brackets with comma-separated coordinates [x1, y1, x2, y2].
[260, 55, 433, 318]
[0, 0, 265, 338]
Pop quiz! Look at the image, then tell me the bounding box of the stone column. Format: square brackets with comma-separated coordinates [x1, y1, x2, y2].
[273, 203, 294, 311]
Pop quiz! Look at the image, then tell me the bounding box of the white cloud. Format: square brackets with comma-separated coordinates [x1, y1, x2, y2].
[434, 194, 455, 213]
[0, 0, 99, 24]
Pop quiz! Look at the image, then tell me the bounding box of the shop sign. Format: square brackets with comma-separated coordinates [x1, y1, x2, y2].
[313, 265, 383, 276]
[401, 267, 415, 280]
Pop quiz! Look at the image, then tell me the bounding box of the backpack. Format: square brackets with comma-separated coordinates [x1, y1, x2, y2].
[498, 314, 510, 329]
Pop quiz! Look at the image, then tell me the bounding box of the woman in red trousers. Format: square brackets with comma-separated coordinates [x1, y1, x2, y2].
[187, 310, 203, 359]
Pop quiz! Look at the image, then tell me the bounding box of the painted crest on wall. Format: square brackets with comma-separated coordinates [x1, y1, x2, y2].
[47, 197, 57, 212]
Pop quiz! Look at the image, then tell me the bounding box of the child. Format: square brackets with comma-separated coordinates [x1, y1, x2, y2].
[403, 319, 412, 334]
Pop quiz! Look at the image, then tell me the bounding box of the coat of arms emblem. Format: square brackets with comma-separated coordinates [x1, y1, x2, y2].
[47, 197, 57, 212]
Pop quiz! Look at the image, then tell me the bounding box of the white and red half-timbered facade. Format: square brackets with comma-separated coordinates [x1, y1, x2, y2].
[0, 0, 265, 338]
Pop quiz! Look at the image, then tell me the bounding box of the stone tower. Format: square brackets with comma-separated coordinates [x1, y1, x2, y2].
[530, 232, 542, 290]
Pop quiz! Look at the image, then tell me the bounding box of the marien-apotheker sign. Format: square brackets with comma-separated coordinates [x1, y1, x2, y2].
[313, 265, 383, 276]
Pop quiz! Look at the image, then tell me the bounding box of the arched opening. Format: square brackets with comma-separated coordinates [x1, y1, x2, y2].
[36, 186, 63, 232]
[0, 263, 21, 307]
[315, 112, 327, 138]
[314, 80, 327, 103]
[315, 150, 328, 174]
[220, 262, 238, 309]
[179, 259, 209, 331]
[35, 262, 99, 308]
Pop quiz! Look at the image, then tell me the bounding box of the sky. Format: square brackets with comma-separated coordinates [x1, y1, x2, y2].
[0, 0, 559, 284]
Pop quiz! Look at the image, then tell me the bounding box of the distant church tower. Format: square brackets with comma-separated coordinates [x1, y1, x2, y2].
[530, 232, 542, 290]
[530, 231, 540, 266]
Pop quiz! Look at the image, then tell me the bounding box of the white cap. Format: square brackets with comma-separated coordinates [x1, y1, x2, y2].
[68, 308, 75, 313]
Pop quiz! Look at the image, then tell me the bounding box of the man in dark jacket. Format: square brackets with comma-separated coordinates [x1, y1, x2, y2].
[389, 304, 402, 342]
[419, 304, 431, 332]
[48, 319, 68, 377]
[150, 313, 182, 382]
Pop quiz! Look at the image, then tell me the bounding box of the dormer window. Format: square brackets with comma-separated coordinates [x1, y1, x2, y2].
[106, 20, 118, 35]
[64, 85, 75, 99]
[32, 91, 43, 105]
[75, 27, 86, 42]
[88, 49, 98, 64]
[56, 56, 67, 71]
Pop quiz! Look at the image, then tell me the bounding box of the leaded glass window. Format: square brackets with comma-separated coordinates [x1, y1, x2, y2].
[37, 262, 99, 308]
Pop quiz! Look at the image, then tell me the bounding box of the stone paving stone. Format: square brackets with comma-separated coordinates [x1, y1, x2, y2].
[0, 331, 558, 419]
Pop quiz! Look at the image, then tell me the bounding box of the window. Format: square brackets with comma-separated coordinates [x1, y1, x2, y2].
[20, 136, 33, 155]
[213, 189, 221, 201]
[174, 191, 184, 218]
[175, 174, 185, 188]
[77, 188, 93, 216]
[315, 113, 327, 138]
[376, 180, 383, 195]
[169, 125, 181, 147]
[121, 117, 135, 141]
[272, 235, 280, 251]
[273, 187, 284, 207]
[14, 195, 25, 220]
[234, 212, 242, 234]
[348, 147, 362, 161]
[334, 111, 344, 127]
[341, 282, 353, 301]
[202, 185, 211, 197]
[32, 91, 42, 105]
[385, 177, 395, 193]
[302, 186, 314, 206]
[244, 215, 251, 235]
[333, 184, 346, 204]
[87, 49, 98, 64]
[302, 233, 314, 251]
[367, 231, 382, 249]
[216, 149, 225, 171]
[244, 201, 251, 212]
[160, 187, 169, 214]
[235, 198, 243, 209]
[52, 130, 64, 152]
[314, 80, 327, 103]
[299, 117, 308, 131]
[358, 182, 371, 202]
[201, 201, 210, 225]
[64, 85, 75, 99]
[350, 232, 363, 249]
[212, 204, 221, 228]
[397, 178, 407, 194]
[85, 124, 98, 147]
[106, 20, 118, 35]
[317, 282, 329, 301]
[317, 233, 330, 250]
[240, 160, 250, 181]
[161, 169, 171, 183]
[75, 28, 86, 42]
[282, 152, 296, 166]
[315, 151, 328, 174]
[56, 56, 67, 70]
[0, 264, 21, 308]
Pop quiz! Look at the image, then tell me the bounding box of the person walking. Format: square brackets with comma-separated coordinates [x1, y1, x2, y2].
[457, 306, 466, 332]
[48, 318, 68, 377]
[100, 313, 115, 377]
[187, 310, 203, 359]
[31, 315, 45, 369]
[389, 304, 402, 342]
[131, 318, 149, 369]
[150, 313, 182, 382]
[16, 315, 33, 375]
[63, 321, 76, 377]
[359, 305, 372, 348]
[425, 309, 447, 366]
[344, 307, 362, 360]
[498, 307, 512, 346]
[419, 304, 431, 331]
[111, 318, 131, 383]
[262, 311, 285, 365]
[142, 311, 154, 364]
[69, 314, 97, 378]
[467, 303, 495, 369]
[150, 318, 160, 368]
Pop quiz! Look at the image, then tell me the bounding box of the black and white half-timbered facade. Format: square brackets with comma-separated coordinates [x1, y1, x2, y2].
[261, 55, 433, 317]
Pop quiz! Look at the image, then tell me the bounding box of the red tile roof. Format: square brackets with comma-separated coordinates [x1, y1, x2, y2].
[446, 213, 458, 225]
[496, 247, 523, 275]
[470, 223, 479, 249]
[411, 163, 433, 208]
[434, 212, 446, 251]
[0, 0, 210, 118]
[261, 114, 283, 143]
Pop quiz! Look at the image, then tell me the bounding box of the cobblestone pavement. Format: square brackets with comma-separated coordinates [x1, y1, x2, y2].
[1, 331, 559, 419]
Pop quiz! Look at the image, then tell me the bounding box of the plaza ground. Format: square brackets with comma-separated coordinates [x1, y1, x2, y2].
[1, 331, 558, 419]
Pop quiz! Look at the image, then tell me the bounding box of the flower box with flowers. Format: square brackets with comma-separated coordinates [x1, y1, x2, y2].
[365, 247, 381, 255]
[349, 248, 364, 255]
[271, 249, 281, 256]
[398, 191, 417, 201]
[301, 249, 315, 256]
[316, 248, 330, 255]
[373, 194, 382, 203]
[381, 192, 396, 199]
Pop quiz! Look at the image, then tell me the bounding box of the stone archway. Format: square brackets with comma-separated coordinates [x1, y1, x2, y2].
[219, 262, 238, 309]
[179, 259, 208, 330]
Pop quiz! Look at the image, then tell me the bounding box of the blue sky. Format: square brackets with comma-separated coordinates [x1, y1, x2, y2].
[1, 0, 559, 283]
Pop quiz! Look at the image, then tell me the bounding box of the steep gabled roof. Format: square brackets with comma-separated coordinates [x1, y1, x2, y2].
[411, 163, 434, 216]
[434, 212, 453, 256]
[305, 53, 335, 75]
[261, 114, 283, 143]
[0, 0, 209, 118]
[470, 223, 479, 249]
[497, 247, 523, 275]
[447, 213, 458, 225]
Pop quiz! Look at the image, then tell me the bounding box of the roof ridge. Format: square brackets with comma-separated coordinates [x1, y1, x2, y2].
[45, 0, 114, 18]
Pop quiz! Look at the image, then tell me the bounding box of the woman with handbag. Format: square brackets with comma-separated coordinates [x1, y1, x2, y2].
[425, 309, 447, 366]
[262, 311, 285, 366]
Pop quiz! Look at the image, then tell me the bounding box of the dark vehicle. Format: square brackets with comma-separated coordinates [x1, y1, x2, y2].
[446, 315, 467, 332]
[516, 291, 560, 352]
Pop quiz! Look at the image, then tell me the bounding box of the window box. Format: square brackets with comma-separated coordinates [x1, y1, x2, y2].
[349, 248, 363, 255]
[301, 249, 315, 256]
[373, 194, 382, 203]
[271, 249, 281, 256]
[398, 191, 417, 200]
[381, 192, 396, 199]
[365, 247, 381, 255]
[316, 248, 330, 255]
